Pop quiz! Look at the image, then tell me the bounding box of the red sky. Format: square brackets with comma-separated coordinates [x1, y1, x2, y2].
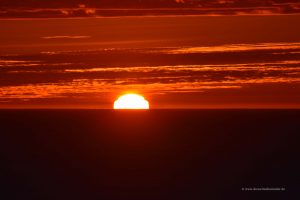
[1, 1, 300, 109]
[1, 14, 300, 108]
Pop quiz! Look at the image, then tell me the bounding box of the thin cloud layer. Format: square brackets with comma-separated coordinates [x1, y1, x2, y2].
[42, 36, 91, 40]
[0, 42, 300, 107]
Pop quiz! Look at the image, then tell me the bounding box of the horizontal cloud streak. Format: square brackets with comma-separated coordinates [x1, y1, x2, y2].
[166, 43, 300, 54]
[1, 6, 300, 18]
[1, 75, 300, 100]
[41, 35, 91, 40]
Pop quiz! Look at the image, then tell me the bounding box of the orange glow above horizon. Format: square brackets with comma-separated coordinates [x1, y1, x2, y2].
[113, 94, 149, 110]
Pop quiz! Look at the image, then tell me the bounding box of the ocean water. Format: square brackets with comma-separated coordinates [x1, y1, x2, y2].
[1, 109, 299, 199]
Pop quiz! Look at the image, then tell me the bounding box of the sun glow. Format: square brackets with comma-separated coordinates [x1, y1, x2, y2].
[114, 94, 149, 110]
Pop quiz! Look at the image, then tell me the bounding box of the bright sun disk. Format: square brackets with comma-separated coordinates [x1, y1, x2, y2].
[114, 94, 149, 110]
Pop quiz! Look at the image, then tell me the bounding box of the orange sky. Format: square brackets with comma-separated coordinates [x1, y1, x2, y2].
[0, 14, 300, 109]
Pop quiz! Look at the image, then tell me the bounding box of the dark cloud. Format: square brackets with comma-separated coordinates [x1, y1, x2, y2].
[0, 0, 300, 17]
[1, 0, 300, 8]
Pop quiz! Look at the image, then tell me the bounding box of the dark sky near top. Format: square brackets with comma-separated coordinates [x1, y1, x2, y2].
[1, 0, 300, 8]
[1, 0, 299, 18]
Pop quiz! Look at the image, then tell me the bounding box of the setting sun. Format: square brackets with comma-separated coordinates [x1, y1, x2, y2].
[114, 94, 149, 110]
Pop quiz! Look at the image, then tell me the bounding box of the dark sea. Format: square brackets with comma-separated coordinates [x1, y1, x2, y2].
[1, 109, 299, 199]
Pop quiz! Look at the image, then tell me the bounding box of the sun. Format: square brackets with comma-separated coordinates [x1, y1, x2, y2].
[114, 94, 149, 110]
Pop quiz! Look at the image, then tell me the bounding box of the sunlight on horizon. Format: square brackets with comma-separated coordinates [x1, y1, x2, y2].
[113, 94, 149, 110]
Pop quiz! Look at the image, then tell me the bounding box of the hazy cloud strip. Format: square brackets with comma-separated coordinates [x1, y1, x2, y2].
[1, 1, 300, 18]
[42, 36, 91, 39]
